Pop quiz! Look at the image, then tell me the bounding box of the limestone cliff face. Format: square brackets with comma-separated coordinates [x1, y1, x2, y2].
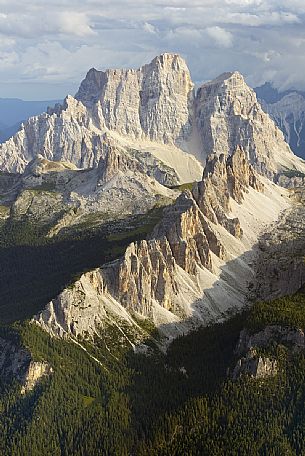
[96, 139, 140, 185]
[75, 53, 194, 144]
[195, 71, 301, 175]
[35, 271, 109, 338]
[34, 149, 265, 338]
[21, 362, 53, 395]
[102, 192, 214, 317]
[193, 147, 264, 237]
[232, 349, 278, 380]
[103, 239, 179, 316]
[0, 53, 303, 180]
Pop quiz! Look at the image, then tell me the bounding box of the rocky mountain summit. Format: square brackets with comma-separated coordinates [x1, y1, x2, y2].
[195, 72, 299, 175]
[75, 53, 194, 144]
[0, 53, 303, 182]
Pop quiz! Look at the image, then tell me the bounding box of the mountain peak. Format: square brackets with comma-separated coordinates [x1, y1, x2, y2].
[74, 52, 194, 144]
[0, 54, 304, 179]
[201, 71, 245, 90]
[147, 53, 189, 70]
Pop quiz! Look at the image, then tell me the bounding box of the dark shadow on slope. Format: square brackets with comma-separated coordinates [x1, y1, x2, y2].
[125, 224, 305, 443]
[0, 207, 164, 324]
[2, 197, 305, 453]
[1, 230, 305, 454]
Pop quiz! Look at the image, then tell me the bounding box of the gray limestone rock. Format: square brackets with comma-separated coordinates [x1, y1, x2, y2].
[34, 149, 266, 339]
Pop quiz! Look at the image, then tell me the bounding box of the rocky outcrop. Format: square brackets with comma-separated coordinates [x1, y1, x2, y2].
[236, 326, 305, 355]
[34, 149, 267, 338]
[96, 140, 141, 185]
[254, 189, 305, 301]
[35, 270, 108, 338]
[232, 324, 305, 380]
[102, 193, 213, 318]
[193, 147, 264, 237]
[21, 362, 53, 395]
[232, 348, 278, 380]
[96, 137, 179, 187]
[0, 337, 52, 393]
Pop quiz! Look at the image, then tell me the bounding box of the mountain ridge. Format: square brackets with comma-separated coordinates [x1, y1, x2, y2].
[256, 83, 305, 159]
[0, 53, 303, 182]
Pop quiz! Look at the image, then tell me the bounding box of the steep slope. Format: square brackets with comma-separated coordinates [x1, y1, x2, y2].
[75, 53, 194, 144]
[34, 147, 290, 340]
[195, 72, 304, 175]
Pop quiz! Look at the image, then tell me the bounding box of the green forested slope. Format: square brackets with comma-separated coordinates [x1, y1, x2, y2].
[1, 294, 305, 455]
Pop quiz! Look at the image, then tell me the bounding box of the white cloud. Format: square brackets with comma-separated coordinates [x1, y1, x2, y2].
[0, 0, 303, 98]
[206, 26, 233, 48]
[56, 12, 95, 37]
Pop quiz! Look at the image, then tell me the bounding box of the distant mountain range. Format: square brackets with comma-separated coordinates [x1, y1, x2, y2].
[0, 98, 61, 143]
[255, 82, 305, 159]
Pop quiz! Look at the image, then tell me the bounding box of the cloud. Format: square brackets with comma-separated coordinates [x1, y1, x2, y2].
[56, 12, 95, 37]
[225, 11, 301, 26]
[206, 26, 233, 47]
[143, 22, 157, 34]
[0, 0, 303, 99]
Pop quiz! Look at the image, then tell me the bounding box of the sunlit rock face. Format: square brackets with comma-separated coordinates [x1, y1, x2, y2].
[75, 53, 194, 145]
[195, 71, 301, 175]
[0, 53, 304, 181]
[34, 148, 271, 340]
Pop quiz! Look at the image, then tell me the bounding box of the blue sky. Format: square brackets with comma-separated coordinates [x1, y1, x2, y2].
[0, 0, 304, 99]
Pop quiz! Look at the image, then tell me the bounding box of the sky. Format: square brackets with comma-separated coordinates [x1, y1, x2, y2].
[0, 0, 304, 100]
